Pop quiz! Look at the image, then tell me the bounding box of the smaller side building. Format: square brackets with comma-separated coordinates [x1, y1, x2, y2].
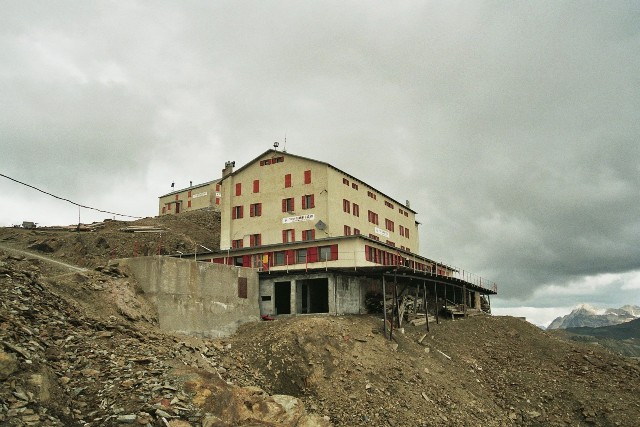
[158, 180, 221, 215]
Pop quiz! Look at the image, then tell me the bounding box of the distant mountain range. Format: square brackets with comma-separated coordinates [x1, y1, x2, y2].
[547, 304, 640, 330]
[552, 316, 640, 358]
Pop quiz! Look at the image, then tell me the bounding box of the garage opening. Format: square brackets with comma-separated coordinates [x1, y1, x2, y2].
[297, 278, 329, 314]
[274, 281, 291, 315]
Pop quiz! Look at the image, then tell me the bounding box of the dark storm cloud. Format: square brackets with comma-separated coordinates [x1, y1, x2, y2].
[1, 1, 639, 316]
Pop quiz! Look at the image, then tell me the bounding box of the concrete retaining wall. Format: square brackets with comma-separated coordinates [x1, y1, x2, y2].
[120, 256, 260, 337]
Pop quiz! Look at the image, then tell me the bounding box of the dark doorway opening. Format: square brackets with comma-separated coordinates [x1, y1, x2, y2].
[297, 278, 329, 314]
[274, 281, 291, 315]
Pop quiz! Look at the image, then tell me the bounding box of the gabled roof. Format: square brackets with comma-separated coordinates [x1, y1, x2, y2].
[158, 179, 220, 199]
[221, 149, 417, 214]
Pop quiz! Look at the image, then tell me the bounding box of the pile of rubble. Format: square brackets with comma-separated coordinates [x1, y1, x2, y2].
[0, 250, 329, 426]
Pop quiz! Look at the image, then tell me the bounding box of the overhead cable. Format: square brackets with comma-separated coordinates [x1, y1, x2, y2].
[0, 173, 143, 219]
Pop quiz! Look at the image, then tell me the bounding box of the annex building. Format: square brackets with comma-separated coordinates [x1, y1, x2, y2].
[158, 179, 221, 215]
[192, 148, 497, 318]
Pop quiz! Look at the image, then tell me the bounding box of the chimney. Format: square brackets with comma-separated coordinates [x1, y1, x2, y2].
[222, 161, 235, 178]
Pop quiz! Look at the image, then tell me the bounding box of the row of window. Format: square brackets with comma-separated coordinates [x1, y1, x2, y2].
[283, 228, 316, 243]
[365, 245, 426, 270]
[232, 195, 315, 219]
[234, 170, 312, 197]
[342, 199, 360, 216]
[342, 177, 359, 190]
[343, 225, 361, 236]
[214, 244, 339, 268]
[259, 156, 285, 166]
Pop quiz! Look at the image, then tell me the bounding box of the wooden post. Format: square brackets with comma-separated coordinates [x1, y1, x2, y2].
[424, 281, 430, 332]
[382, 274, 388, 339]
[434, 282, 439, 324]
[463, 285, 467, 317]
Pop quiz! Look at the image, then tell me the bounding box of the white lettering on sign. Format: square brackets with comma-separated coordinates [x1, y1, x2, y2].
[282, 214, 315, 224]
[374, 227, 390, 238]
[192, 192, 208, 199]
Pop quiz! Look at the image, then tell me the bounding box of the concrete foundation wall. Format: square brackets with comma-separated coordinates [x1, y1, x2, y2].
[120, 256, 260, 338]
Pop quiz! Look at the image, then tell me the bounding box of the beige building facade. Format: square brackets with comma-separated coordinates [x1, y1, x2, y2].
[158, 180, 221, 215]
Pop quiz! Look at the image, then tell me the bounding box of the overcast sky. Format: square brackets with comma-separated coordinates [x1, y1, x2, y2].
[2, 1, 639, 325]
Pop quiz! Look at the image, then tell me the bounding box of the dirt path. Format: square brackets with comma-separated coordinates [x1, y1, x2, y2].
[0, 243, 87, 273]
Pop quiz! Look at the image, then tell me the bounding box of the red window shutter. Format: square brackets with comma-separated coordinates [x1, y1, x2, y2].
[292, 230, 295, 242]
[175, 194, 179, 201]
[330, 245, 339, 260]
[257, 203, 262, 216]
[310, 194, 315, 208]
[232, 207, 236, 219]
[257, 234, 261, 246]
[282, 199, 287, 212]
[249, 235, 255, 246]
[311, 229, 315, 240]
[308, 247, 318, 263]
[240, 206, 244, 218]
[250, 204, 254, 217]
[242, 255, 251, 267]
[282, 230, 287, 243]
[253, 180, 259, 193]
[188, 200, 192, 208]
[304, 170, 311, 184]
[216, 184, 221, 191]
[188, 190, 192, 198]
[365, 246, 370, 261]
[235, 183, 241, 196]
[301, 196, 307, 210]
[285, 174, 291, 187]
[215, 197, 220, 205]
[286, 250, 295, 265]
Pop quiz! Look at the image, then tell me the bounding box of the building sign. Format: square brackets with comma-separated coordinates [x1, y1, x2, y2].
[282, 214, 315, 224]
[374, 227, 390, 238]
[192, 191, 208, 199]
[215, 192, 221, 197]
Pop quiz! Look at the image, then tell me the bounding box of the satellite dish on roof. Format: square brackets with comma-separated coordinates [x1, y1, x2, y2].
[315, 220, 326, 230]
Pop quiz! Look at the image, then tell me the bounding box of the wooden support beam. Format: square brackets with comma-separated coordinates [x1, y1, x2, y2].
[382, 274, 388, 339]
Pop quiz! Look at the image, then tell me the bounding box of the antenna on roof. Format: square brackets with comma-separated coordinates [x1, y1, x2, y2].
[283, 133, 287, 153]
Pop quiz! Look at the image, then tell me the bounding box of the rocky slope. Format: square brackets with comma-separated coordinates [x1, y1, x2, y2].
[547, 304, 640, 330]
[552, 317, 640, 358]
[2, 216, 640, 426]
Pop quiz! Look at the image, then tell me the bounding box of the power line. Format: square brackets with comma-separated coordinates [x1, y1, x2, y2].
[0, 173, 143, 219]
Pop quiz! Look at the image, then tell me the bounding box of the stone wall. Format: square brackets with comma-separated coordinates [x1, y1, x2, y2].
[120, 256, 260, 337]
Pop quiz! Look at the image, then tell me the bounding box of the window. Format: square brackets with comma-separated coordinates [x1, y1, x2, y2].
[354, 228, 360, 235]
[284, 173, 292, 188]
[304, 170, 311, 184]
[319, 245, 338, 261]
[343, 199, 350, 214]
[399, 208, 404, 215]
[283, 229, 295, 243]
[352, 183, 358, 190]
[344, 225, 351, 236]
[253, 180, 260, 193]
[232, 239, 243, 249]
[274, 156, 284, 163]
[386, 240, 396, 247]
[367, 191, 377, 200]
[162, 207, 166, 214]
[385, 219, 395, 232]
[302, 194, 315, 209]
[232, 205, 244, 219]
[238, 277, 247, 299]
[404, 211, 409, 217]
[187, 200, 191, 208]
[250, 203, 262, 217]
[353, 203, 360, 217]
[167, 203, 171, 211]
[405, 228, 410, 239]
[249, 234, 261, 247]
[385, 201, 394, 209]
[343, 178, 349, 186]
[188, 190, 192, 198]
[274, 251, 286, 266]
[282, 197, 295, 212]
[296, 249, 307, 264]
[367, 210, 379, 225]
[260, 159, 272, 166]
[235, 183, 242, 196]
[175, 195, 179, 201]
[302, 229, 315, 241]
[399, 225, 405, 237]
[368, 233, 380, 241]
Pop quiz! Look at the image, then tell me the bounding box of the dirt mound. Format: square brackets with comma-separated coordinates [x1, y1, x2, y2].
[0, 209, 220, 268]
[220, 315, 640, 426]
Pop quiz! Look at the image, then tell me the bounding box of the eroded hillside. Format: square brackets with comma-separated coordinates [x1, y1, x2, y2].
[2, 215, 640, 426]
